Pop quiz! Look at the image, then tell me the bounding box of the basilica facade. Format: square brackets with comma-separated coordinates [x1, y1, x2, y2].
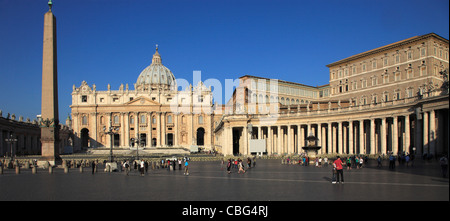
[71, 33, 449, 158]
[70, 47, 215, 152]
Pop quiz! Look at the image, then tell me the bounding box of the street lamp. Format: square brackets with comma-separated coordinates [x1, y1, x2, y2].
[130, 134, 142, 160]
[5, 133, 17, 161]
[103, 124, 119, 162]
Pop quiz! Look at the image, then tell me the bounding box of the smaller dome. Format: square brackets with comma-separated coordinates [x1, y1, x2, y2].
[135, 46, 176, 90]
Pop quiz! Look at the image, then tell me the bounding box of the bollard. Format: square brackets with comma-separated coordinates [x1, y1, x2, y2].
[32, 166, 37, 174]
[49, 166, 53, 174]
[0, 166, 3, 175]
[64, 166, 69, 174]
[79, 165, 83, 173]
[15, 165, 20, 174]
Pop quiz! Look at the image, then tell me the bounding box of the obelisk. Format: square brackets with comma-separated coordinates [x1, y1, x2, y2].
[40, 0, 60, 165]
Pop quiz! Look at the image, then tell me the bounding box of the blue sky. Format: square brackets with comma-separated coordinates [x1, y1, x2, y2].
[0, 0, 448, 122]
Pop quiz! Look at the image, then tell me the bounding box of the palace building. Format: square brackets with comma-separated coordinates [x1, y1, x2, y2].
[71, 33, 449, 157]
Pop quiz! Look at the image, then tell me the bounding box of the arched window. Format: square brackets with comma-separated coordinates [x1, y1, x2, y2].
[140, 114, 146, 124]
[167, 115, 173, 124]
[198, 115, 203, 124]
[130, 116, 134, 124]
[113, 115, 119, 124]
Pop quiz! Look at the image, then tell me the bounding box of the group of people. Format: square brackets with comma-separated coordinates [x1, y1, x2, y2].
[224, 157, 255, 174]
[121, 157, 190, 176]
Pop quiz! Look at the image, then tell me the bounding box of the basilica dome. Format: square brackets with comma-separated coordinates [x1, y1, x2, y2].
[135, 46, 176, 90]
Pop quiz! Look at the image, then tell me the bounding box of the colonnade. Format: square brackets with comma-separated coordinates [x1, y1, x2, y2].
[226, 108, 447, 157]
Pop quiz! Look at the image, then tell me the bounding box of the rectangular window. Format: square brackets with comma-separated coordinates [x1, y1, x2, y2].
[420, 67, 426, 76]
[407, 70, 413, 79]
[395, 55, 400, 64]
[395, 72, 401, 81]
[81, 95, 87, 102]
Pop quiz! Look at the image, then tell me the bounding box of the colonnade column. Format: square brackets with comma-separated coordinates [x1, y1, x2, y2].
[338, 121, 342, 154]
[423, 111, 429, 155]
[404, 115, 410, 153]
[370, 118, 375, 154]
[381, 118, 386, 155]
[359, 120, 365, 154]
[429, 110, 436, 155]
[349, 121, 354, 154]
[317, 123, 322, 154]
[328, 123, 332, 154]
[393, 116, 398, 154]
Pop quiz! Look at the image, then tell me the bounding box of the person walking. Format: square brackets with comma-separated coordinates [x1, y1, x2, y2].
[346, 157, 351, 170]
[123, 161, 130, 175]
[440, 155, 448, 178]
[238, 160, 246, 174]
[389, 154, 396, 170]
[91, 161, 96, 175]
[140, 160, 145, 176]
[227, 159, 232, 174]
[184, 160, 189, 175]
[333, 156, 344, 184]
[377, 156, 382, 167]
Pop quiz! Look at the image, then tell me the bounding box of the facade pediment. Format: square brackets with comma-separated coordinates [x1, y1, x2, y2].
[124, 96, 161, 106]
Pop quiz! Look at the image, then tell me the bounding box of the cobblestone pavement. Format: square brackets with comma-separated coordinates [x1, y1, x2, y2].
[0, 159, 448, 201]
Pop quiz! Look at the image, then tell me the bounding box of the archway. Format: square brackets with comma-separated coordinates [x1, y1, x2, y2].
[80, 128, 89, 148]
[196, 127, 205, 146]
[167, 133, 173, 146]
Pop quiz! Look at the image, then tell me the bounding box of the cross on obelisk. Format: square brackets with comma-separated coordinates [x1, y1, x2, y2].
[40, 0, 60, 165]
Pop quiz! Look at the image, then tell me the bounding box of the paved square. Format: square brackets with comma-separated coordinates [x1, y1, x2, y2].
[0, 159, 448, 201]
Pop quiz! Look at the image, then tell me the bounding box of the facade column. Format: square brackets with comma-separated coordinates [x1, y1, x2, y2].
[300, 125, 305, 152]
[174, 113, 178, 147]
[423, 111, 429, 155]
[257, 126, 262, 139]
[120, 112, 125, 147]
[125, 112, 130, 147]
[393, 116, 398, 154]
[156, 112, 161, 147]
[243, 124, 248, 155]
[106, 113, 111, 147]
[161, 112, 166, 147]
[370, 118, 375, 155]
[148, 112, 153, 147]
[277, 125, 281, 154]
[268, 126, 272, 155]
[381, 118, 387, 155]
[287, 125, 292, 154]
